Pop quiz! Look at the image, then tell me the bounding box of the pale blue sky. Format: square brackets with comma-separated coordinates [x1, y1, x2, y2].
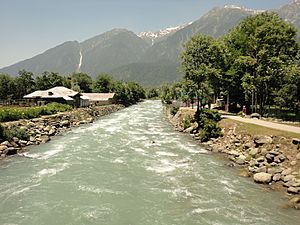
[0, 0, 291, 68]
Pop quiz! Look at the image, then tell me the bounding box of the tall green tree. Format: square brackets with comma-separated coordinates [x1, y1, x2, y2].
[14, 70, 35, 99]
[92, 73, 114, 93]
[0, 73, 15, 100]
[35, 71, 64, 90]
[70, 73, 93, 93]
[224, 12, 299, 114]
[181, 34, 226, 119]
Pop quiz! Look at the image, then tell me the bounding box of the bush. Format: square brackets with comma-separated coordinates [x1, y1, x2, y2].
[170, 105, 179, 116]
[0, 103, 72, 122]
[3, 126, 29, 141]
[197, 109, 222, 142]
[0, 124, 4, 141]
[183, 115, 193, 129]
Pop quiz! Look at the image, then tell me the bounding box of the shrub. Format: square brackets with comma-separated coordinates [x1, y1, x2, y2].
[197, 109, 222, 142]
[183, 115, 193, 129]
[3, 126, 29, 141]
[0, 123, 4, 141]
[170, 105, 179, 116]
[0, 103, 72, 122]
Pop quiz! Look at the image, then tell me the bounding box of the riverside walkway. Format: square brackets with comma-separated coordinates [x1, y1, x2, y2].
[223, 115, 300, 135]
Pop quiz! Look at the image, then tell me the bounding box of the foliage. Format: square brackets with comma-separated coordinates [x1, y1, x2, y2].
[0, 103, 72, 122]
[183, 115, 193, 129]
[35, 72, 64, 90]
[0, 74, 15, 100]
[224, 12, 299, 114]
[113, 81, 145, 106]
[146, 88, 160, 99]
[0, 123, 4, 141]
[170, 105, 179, 116]
[92, 73, 114, 93]
[197, 109, 222, 142]
[3, 126, 29, 141]
[70, 73, 93, 92]
[13, 70, 35, 99]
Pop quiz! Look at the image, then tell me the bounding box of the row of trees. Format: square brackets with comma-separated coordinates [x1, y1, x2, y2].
[0, 71, 145, 106]
[164, 12, 300, 118]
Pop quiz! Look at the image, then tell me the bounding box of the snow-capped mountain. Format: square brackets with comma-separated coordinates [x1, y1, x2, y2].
[224, 5, 266, 14]
[138, 23, 192, 45]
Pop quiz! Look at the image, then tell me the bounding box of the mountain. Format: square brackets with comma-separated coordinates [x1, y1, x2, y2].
[0, 29, 150, 77]
[1, 1, 299, 87]
[0, 41, 80, 75]
[138, 24, 191, 45]
[277, 0, 300, 36]
[79, 29, 150, 75]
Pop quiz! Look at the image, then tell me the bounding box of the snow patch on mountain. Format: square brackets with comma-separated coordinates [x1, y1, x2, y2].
[224, 5, 266, 14]
[138, 23, 192, 45]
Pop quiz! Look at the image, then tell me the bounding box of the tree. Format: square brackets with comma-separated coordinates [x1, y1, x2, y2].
[70, 73, 92, 93]
[35, 71, 64, 90]
[0, 73, 15, 100]
[181, 34, 226, 120]
[92, 73, 114, 93]
[14, 70, 35, 99]
[224, 12, 299, 114]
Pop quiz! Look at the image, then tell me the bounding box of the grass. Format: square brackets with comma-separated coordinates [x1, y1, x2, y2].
[220, 118, 300, 139]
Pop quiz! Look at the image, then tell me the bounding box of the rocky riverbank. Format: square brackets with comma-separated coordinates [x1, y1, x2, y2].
[0, 105, 124, 159]
[165, 106, 300, 209]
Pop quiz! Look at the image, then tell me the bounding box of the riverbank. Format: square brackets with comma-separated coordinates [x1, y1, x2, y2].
[0, 104, 124, 159]
[165, 106, 300, 209]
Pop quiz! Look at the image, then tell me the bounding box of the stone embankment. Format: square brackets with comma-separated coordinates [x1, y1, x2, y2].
[0, 105, 124, 158]
[165, 106, 300, 209]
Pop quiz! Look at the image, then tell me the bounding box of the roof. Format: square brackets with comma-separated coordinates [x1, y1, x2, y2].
[81, 93, 115, 101]
[24, 86, 79, 101]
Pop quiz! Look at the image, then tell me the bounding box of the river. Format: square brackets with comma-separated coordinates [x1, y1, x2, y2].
[0, 100, 299, 225]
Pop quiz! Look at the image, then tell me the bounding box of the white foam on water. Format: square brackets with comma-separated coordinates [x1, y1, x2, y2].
[12, 183, 40, 196]
[190, 207, 219, 215]
[177, 143, 208, 154]
[112, 158, 125, 164]
[78, 185, 124, 195]
[70, 136, 80, 140]
[156, 151, 178, 157]
[37, 163, 69, 178]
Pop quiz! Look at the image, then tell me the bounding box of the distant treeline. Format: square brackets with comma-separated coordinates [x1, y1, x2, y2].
[0, 71, 145, 106]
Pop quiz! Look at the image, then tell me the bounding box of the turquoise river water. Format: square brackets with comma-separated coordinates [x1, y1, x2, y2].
[0, 100, 299, 225]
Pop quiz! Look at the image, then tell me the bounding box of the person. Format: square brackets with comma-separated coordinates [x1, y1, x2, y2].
[242, 105, 247, 115]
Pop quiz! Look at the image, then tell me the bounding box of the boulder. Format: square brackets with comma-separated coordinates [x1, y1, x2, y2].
[6, 147, 18, 156]
[256, 166, 267, 173]
[236, 155, 247, 165]
[250, 113, 261, 119]
[287, 187, 300, 194]
[1, 141, 11, 147]
[244, 142, 252, 149]
[265, 153, 274, 163]
[249, 148, 259, 157]
[292, 138, 300, 145]
[48, 128, 56, 136]
[282, 168, 292, 176]
[0, 145, 8, 151]
[253, 135, 273, 146]
[253, 172, 272, 184]
[60, 120, 70, 127]
[273, 173, 282, 182]
[274, 154, 286, 163]
[296, 153, 300, 160]
[284, 175, 295, 183]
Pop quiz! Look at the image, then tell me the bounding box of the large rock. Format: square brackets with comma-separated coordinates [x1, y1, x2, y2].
[0, 145, 8, 151]
[282, 168, 292, 176]
[60, 120, 70, 127]
[253, 172, 272, 184]
[249, 148, 259, 157]
[253, 135, 273, 146]
[6, 147, 18, 156]
[292, 138, 300, 145]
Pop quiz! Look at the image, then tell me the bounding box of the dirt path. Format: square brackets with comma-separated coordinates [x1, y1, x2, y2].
[223, 115, 300, 135]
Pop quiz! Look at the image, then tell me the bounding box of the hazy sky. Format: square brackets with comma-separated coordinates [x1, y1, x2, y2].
[0, 0, 291, 68]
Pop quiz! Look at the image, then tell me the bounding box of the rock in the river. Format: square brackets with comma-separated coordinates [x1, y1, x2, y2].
[253, 135, 273, 146]
[6, 147, 18, 156]
[236, 155, 247, 165]
[60, 120, 70, 127]
[287, 187, 300, 194]
[273, 173, 282, 182]
[296, 153, 300, 160]
[284, 175, 295, 183]
[0, 145, 8, 151]
[249, 148, 259, 157]
[253, 172, 272, 184]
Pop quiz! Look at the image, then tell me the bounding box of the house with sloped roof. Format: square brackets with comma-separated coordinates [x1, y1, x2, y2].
[24, 86, 115, 107]
[81, 93, 116, 105]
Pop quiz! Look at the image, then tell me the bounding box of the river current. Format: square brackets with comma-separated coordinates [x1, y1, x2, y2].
[0, 100, 299, 225]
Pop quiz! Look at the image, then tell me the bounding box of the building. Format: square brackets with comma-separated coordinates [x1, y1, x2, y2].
[81, 93, 116, 105]
[24, 86, 115, 107]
